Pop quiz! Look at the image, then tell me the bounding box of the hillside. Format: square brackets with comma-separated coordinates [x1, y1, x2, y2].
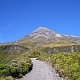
[14, 27, 80, 49]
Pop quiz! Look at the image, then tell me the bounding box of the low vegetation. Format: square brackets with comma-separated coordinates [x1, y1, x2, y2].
[37, 52, 80, 80]
[43, 41, 77, 48]
[25, 51, 80, 80]
[0, 53, 32, 80]
[0, 45, 32, 80]
[0, 51, 20, 64]
[1, 43, 80, 80]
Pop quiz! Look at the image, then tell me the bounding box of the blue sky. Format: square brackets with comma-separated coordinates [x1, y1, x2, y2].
[0, 0, 80, 43]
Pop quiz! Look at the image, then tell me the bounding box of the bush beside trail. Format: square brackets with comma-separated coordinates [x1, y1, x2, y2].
[0, 53, 32, 80]
[37, 52, 80, 80]
[17, 51, 80, 80]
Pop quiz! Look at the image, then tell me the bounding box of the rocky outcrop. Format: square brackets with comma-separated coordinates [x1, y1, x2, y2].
[42, 45, 80, 53]
[0, 45, 29, 53]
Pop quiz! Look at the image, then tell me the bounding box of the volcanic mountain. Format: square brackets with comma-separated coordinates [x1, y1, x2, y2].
[19, 27, 63, 42]
[16, 27, 80, 48]
[18, 27, 80, 43]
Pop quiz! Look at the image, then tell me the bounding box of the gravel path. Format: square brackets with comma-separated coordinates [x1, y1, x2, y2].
[19, 58, 63, 80]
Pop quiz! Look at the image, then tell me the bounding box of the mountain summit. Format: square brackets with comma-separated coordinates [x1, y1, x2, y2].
[33, 27, 50, 32]
[33, 27, 55, 34]
[31, 27, 62, 38]
[32, 27, 62, 37]
[19, 27, 64, 43]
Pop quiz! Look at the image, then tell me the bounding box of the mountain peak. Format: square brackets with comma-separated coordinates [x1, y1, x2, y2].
[37, 27, 48, 29]
[27, 26, 63, 41]
[34, 27, 50, 32]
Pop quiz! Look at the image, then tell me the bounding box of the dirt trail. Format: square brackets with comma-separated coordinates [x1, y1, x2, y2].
[19, 58, 63, 80]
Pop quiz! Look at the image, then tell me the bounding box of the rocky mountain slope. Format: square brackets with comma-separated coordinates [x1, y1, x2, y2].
[18, 27, 80, 43]
[15, 27, 80, 49]
[18, 27, 63, 43]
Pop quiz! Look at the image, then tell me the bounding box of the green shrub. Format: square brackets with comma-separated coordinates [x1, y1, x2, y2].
[0, 53, 32, 79]
[0, 76, 13, 80]
[38, 52, 80, 80]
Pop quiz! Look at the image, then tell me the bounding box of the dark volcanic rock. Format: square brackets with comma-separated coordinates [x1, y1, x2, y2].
[0, 45, 29, 53]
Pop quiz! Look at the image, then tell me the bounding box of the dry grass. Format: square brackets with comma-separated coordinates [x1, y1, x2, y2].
[43, 42, 79, 48]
